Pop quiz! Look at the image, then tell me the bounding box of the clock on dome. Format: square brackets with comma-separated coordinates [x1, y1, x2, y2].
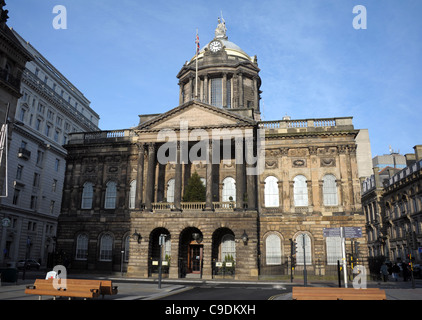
[209, 40, 222, 53]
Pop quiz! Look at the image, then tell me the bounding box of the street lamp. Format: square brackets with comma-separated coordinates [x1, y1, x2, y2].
[132, 230, 142, 243]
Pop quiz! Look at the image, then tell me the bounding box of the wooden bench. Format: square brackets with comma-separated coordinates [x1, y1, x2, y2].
[25, 279, 118, 300]
[292, 287, 386, 300]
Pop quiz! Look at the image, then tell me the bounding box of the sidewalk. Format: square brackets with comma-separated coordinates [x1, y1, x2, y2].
[1, 272, 421, 300]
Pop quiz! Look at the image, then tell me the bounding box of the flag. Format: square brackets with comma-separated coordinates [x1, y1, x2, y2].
[195, 32, 200, 55]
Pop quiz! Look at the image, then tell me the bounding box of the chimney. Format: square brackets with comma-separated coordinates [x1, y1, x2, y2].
[414, 145, 422, 161]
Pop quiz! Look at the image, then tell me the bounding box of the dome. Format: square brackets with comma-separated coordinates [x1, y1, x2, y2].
[189, 18, 256, 64]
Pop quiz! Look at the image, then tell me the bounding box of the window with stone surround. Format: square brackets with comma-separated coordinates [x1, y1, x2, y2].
[99, 234, 113, 261]
[264, 176, 279, 208]
[323, 174, 338, 206]
[293, 175, 308, 207]
[296, 233, 312, 265]
[265, 234, 282, 265]
[81, 182, 93, 209]
[129, 180, 136, 209]
[104, 181, 117, 209]
[75, 234, 88, 260]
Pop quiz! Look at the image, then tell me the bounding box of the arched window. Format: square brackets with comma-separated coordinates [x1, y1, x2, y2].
[264, 176, 279, 207]
[266, 234, 282, 265]
[99, 234, 113, 261]
[323, 174, 338, 206]
[129, 180, 136, 209]
[75, 234, 88, 260]
[105, 181, 117, 209]
[222, 177, 236, 202]
[81, 182, 93, 209]
[221, 234, 236, 261]
[166, 178, 175, 203]
[296, 233, 312, 265]
[294, 175, 308, 206]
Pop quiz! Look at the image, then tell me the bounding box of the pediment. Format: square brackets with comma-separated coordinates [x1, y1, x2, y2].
[138, 101, 256, 131]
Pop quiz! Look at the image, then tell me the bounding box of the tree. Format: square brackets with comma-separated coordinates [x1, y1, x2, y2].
[183, 171, 206, 202]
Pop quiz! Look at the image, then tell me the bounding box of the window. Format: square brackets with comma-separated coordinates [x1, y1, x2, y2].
[55, 159, 60, 171]
[226, 78, 231, 108]
[266, 234, 282, 265]
[45, 124, 51, 137]
[12, 188, 20, 205]
[326, 237, 342, 265]
[81, 182, 93, 209]
[19, 108, 26, 122]
[264, 176, 279, 207]
[105, 181, 117, 209]
[33, 172, 40, 187]
[210, 78, 223, 107]
[36, 150, 44, 166]
[221, 234, 236, 261]
[296, 233, 312, 265]
[129, 180, 136, 209]
[16, 165, 23, 180]
[323, 174, 338, 206]
[166, 178, 175, 203]
[99, 234, 113, 261]
[30, 195, 38, 210]
[75, 234, 88, 260]
[294, 175, 308, 206]
[49, 200, 55, 214]
[52, 179, 57, 192]
[222, 177, 236, 202]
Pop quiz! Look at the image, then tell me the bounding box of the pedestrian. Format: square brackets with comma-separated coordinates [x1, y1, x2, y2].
[380, 263, 389, 282]
[392, 263, 400, 281]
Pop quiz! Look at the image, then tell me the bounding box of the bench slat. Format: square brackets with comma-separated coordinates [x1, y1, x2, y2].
[292, 287, 386, 300]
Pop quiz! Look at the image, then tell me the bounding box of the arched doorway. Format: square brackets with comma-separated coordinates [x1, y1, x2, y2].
[179, 227, 203, 278]
[212, 228, 236, 278]
[148, 228, 171, 277]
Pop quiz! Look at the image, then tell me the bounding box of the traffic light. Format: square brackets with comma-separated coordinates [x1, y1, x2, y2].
[290, 239, 297, 256]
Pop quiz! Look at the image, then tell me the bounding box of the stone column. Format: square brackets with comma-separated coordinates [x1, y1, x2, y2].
[235, 138, 244, 210]
[174, 142, 182, 211]
[203, 75, 208, 104]
[135, 144, 145, 209]
[201, 236, 212, 279]
[245, 138, 257, 210]
[222, 73, 227, 108]
[205, 140, 213, 210]
[253, 76, 259, 111]
[145, 143, 156, 211]
[238, 72, 244, 108]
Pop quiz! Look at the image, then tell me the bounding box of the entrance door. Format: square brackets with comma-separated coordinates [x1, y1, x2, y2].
[189, 244, 203, 274]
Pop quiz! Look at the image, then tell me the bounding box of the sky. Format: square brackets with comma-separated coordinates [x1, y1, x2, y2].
[6, 0, 422, 158]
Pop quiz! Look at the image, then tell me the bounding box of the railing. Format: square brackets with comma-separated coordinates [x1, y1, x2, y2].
[150, 201, 238, 212]
[386, 159, 422, 188]
[258, 117, 349, 130]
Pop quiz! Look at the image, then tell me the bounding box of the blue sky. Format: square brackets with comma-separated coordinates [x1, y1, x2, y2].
[6, 0, 422, 157]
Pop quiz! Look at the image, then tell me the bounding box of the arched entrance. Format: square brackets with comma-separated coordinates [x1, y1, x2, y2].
[212, 228, 236, 278]
[148, 228, 171, 277]
[179, 227, 203, 278]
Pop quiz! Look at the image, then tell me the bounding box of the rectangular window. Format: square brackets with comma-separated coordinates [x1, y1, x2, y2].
[30, 196, 38, 210]
[16, 165, 23, 180]
[326, 237, 343, 265]
[12, 188, 20, 205]
[226, 78, 231, 108]
[210, 78, 222, 108]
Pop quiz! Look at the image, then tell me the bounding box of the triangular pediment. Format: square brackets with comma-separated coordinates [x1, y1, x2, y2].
[138, 100, 256, 130]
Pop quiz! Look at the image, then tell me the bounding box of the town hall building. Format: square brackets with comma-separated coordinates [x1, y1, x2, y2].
[56, 19, 370, 280]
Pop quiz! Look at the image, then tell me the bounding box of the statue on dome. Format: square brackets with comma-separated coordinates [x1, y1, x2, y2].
[215, 16, 227, 39]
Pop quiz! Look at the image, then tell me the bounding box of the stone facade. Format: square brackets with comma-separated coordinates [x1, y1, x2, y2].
[56, 20, 370, 280]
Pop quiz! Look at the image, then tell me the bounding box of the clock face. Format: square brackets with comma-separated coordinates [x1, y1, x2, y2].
[209, 40, 222, 52]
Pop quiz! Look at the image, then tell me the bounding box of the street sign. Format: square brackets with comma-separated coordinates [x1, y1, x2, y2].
[323, 227, 362, 238]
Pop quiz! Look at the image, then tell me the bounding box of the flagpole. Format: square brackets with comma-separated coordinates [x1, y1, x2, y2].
[195, 28, 199, 100]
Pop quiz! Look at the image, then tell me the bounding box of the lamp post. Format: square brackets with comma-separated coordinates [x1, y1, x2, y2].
[158, 234, 167, 289]
[302, 234, 307, 287]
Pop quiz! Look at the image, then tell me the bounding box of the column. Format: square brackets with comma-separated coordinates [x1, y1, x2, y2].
[245, 138, 256, 210]
[135, 143, 144, 209]
[174, 142, 182, 211]
[222, 73, 227, 108]
[253, 76, 259, 111]
[238, 72, 244, 108]
[203, 75, 208, 104]
[235, 138, 244, 210]
[145, 143, 156, 211]
[205, 140, 213, 210]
